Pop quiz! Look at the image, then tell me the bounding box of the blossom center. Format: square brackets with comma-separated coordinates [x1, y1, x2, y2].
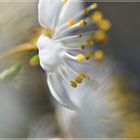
[37, 34, 65, 73]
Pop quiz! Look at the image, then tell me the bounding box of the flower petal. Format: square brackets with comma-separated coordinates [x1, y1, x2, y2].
[47, 71, 87, 110]
[63, 57, 113, 88]
[47, 72, 77, 109]
[57, 0, 84, 27]
[38, 0, 63, 29]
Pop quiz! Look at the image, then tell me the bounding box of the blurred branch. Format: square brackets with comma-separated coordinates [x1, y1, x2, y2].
[0, 43, 37, 61]
[0, 62, 22, 84]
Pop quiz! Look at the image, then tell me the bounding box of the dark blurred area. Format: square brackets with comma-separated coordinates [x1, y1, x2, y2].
[99, 2, 140, 83]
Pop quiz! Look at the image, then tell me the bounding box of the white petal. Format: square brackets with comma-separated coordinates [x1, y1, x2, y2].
[47, 71, 87, 110]
[64, 58, 112, 86]
[38, 0, 63, 29]
[55, 61, 121, 138]
[57, 0, 84, 27]
[47, 73, 77, 109]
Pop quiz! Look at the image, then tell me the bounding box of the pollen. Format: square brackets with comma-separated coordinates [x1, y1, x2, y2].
[94, 50, 104, 62]
[94, 31, 108, 44]
[85, 39, 94, 45]
[85, 52, 94, 60]
[77, 20, 87, 27]
[62, 0, 68, 3]
[90, 11, 103, 23]
[80, 45, 85, 50]
[77, 34, 82, 38]
[76, 54, 85, 62]
[91, 3, 98, 9]
[79, 72, 87, 78]
[99, 19, 111, 31]
[75, 76, 83, 83]
[67, 19, 75, 26]
[83, 8, 89, 14]
[70, 80, 77, 88]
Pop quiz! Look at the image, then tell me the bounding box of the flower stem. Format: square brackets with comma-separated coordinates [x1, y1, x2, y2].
[0, 43, 37, 60]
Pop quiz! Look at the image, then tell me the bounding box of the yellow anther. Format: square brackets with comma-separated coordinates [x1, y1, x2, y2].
[77, 34, 82, 38]
[67, 19, 75, 26]
[77, 20, 87, 27]
[80, 45, 85, 50]
[94, 50, 104, 62]
[94, 31, 108, 44]
[90, 11, 103, 23]
[70, 81, 77, 88]
[86, 39, 94, 45]
[76, 54, 85, 62]
[75, 76, 83, 83]
[85, 52, 94, 60]
[62, 0, 68, 3]
[91, 3, 98, 9]
[99, 19, 111, 31]
[79, 72, 87, 78]
[83, 8, 89, 14]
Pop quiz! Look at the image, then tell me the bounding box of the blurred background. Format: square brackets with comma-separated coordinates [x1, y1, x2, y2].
[100, 2, 140, 83]
[0, 1, 140, 138]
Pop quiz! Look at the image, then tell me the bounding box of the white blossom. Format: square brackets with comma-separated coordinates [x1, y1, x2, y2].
[37, 0, 106, 109]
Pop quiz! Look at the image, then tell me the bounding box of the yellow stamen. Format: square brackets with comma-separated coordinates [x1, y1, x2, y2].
[85, 52, 94, 60]
[77, 20, 87, 27]
[83, 8, 89, 14]
[67, 19, 75, 26]
[94, 31, 108, 44]
[91, 3, 98, 9]
[94, 50, 104, 62]
[77, 34, 82, 38]
[70, 81, 77, 88]
[76, 54, 85, 62]
[62, 0, 68, 3]
[80, 45, 85, 50]
[75, 76, 83, 83]
[79, 72, 87, 78]
[99, 19, 111, 31]
[86, 39, 94, 45]
[90, 11, 103, 23]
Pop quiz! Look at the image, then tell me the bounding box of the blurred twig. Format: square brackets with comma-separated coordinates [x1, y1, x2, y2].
[0, 43, 37, 61]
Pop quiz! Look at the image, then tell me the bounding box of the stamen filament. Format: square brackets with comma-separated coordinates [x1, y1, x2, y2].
[54, 19, 86, 38]
[55, 3, 98, 32]
[58, 68, 70, 84]
[63, 60, 80, 75]
[55, 34, 82, 42]
[60, 66, 78, 88]
[66, 47, 81, 51]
